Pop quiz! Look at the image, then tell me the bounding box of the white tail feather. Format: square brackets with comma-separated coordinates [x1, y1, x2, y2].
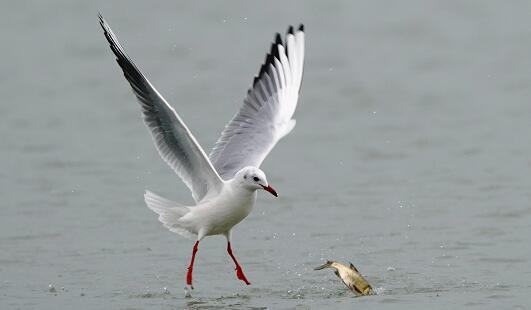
[144, 190, 196, 239]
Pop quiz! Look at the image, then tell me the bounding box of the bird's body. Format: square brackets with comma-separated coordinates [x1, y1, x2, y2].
[188, 187, 256, 238]
[165, 179, 257, 239]
[314, 261, 374, 296]
[99, 14, 304, 291]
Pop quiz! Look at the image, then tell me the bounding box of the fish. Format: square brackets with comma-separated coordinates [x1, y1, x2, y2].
[314, 261, 374, 296]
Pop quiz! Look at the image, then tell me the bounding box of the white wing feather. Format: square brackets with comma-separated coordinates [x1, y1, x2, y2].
[209, 25, 305, 179]
[99, 14, 224, 202]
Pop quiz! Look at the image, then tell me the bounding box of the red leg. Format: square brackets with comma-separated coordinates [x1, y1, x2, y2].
[227, 242, 251, 285]
[186, 241, 199, 288]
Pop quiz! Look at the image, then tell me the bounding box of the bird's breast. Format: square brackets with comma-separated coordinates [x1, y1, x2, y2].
[205, 189, 256, 235]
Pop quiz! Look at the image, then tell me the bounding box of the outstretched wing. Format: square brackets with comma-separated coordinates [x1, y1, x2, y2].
[209, 25, 305, 179]
[99, 14, 223, 202]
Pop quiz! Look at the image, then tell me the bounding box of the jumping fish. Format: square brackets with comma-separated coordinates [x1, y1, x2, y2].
[314, 261, 374, 296]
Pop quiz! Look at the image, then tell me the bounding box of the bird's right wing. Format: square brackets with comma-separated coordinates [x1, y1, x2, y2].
[99, 14, 224, 202]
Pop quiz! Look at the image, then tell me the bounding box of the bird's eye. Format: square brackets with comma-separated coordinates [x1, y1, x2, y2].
[253, 176, 259, 182]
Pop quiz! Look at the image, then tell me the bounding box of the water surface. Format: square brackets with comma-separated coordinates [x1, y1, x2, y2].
[1, 1, 530, 309]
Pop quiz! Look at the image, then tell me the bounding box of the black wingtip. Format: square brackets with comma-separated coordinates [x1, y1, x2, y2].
[287, 25, 294, 35]
[253, 51, 274, 87]
[98, 12, 108, 33]
[275, 33, 282, 45]
[269, 42, 276, 56]
[271, 42, 279, 59]
[252, 25, 302, 87]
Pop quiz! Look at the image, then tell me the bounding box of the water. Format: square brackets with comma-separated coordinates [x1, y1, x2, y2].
[1, 1, 530, 309]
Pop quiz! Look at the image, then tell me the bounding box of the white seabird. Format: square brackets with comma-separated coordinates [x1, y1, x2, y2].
[99, 14, 305, 290]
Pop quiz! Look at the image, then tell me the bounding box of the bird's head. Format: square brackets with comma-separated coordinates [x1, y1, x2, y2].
[314, 261, 334, 270]
[235, 166, 277, 197]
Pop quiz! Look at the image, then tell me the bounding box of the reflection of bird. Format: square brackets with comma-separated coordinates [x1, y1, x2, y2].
[314, 261, 374, 296]
[99, 14, 305, 291]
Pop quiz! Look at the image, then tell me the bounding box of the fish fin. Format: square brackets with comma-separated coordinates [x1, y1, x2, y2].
[351, 283, 363, 295]
[349, 262, 359, 272]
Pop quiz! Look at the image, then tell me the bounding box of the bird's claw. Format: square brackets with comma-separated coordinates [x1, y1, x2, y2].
[235, 266, 251, 285]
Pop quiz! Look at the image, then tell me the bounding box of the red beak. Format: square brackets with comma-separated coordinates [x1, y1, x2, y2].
[261, 184, 278, 197]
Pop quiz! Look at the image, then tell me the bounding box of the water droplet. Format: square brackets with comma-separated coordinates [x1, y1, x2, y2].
[184, 285, 192, 298]
[375, 286, 386, 294]
[48, 284, 56, 293]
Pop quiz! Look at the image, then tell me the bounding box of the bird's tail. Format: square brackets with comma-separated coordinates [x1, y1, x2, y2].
[144, 190, 196, 239]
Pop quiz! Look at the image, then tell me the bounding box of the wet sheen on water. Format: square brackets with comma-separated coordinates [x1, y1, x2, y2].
[1, 1, 530, 309]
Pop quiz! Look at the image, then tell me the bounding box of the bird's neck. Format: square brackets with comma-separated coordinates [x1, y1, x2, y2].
[226, 179, 257, 199]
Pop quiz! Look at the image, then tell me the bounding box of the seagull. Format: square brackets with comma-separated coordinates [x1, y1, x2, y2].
[98, 14, 304, 289]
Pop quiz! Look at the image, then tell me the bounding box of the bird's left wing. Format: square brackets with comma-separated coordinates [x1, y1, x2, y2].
[99, 14, 224, 202]
[209, 25, 305, 179]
